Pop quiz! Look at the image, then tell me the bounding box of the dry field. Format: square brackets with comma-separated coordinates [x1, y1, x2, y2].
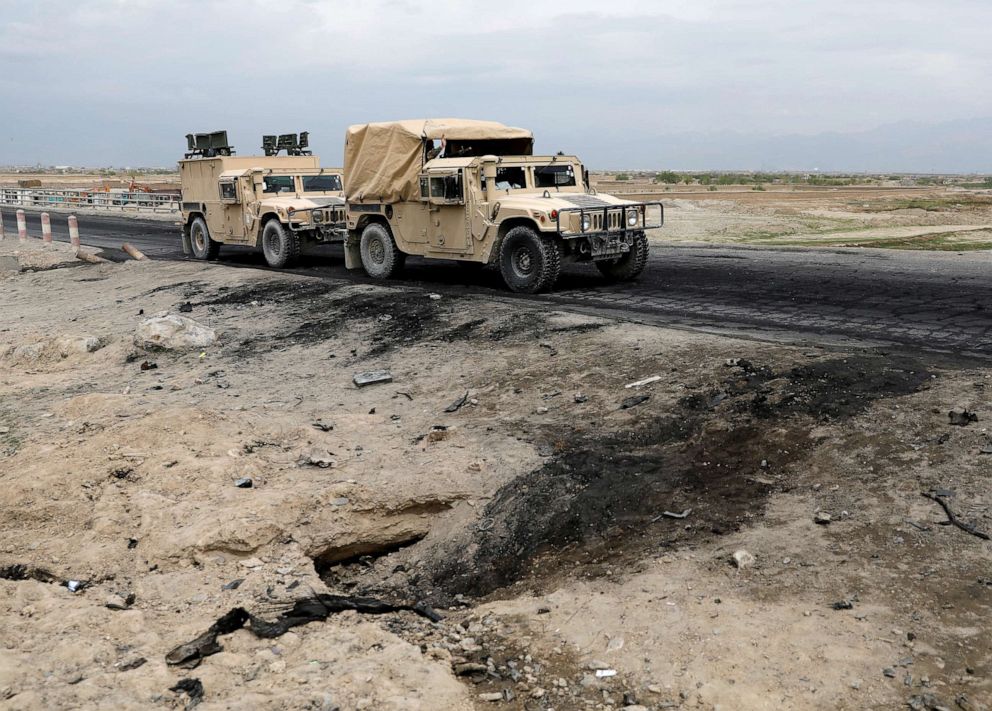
[0, 239, 989, 710]
[592, 179, 992, 252]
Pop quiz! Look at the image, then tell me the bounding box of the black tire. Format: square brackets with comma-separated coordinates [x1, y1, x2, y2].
[189, 216, 220, 260]
[360, 222, 405, 279]
[596, 231, 649, 282]
[261, 219, 300, 268]
[498, 226, 561, 293]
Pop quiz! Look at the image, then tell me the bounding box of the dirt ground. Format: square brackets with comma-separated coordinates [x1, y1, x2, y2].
[1, 238, 991, 711]
[609, 184, 992, 252]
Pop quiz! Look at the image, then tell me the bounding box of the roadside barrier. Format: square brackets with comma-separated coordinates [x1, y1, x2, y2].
[41, 212, 52, 244]
[68, 215, 80, 251]
[16, 209, 26, 241]
[0, 210, 4, 240]
[0, 187, 179, 214]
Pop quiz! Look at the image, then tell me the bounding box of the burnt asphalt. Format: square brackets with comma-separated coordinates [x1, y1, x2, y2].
[8, 206, 991, 359]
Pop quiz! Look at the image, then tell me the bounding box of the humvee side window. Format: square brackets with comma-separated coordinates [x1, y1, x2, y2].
[263, 175, 295, 193]
[219, 182, 237, 200]
[419, 176, 429, 199]
[535, 165, 576, 188]
[428, 174, 463, 203]
[302, 175, 342, 192]
[495, 167, 526, 190]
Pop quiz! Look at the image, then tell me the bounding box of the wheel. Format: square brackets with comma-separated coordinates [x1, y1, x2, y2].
[360, 222, 405, 279]
[189, 216, 220, 260]
[498, 226, 561, 293]
[261, 219, 300, 268]
[596, 231, 649, 282]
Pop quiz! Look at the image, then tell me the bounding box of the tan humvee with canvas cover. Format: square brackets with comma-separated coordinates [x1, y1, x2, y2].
[343, 119, 662, 293]
[179, 131, 345, 268]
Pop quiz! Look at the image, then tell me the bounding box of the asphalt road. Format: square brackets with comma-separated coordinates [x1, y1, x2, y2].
[8, 207, 992, 359]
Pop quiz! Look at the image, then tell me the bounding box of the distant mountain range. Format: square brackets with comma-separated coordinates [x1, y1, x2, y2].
[601, 117, 992, 174]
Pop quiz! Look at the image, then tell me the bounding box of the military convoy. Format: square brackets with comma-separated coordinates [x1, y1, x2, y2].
[180, 122, 662, 290]
[179, 131, 345, 268]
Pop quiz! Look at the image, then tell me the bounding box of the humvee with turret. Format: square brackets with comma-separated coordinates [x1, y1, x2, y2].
[179, 130, 346, 268]
[343, 119, 662, 293]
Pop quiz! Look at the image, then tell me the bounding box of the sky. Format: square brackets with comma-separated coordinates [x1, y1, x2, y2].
[1, 0, 990, 171]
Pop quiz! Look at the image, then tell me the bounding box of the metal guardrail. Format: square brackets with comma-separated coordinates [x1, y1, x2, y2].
[0, 187, 180, 214]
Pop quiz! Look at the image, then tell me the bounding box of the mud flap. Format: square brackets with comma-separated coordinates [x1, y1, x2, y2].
[344, 232, 362, 269]
[180, 225, 192, 257]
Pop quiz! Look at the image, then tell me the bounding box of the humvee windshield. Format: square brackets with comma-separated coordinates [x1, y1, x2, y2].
[535, 164, 576, 188]
[263, 175, 295, 193]
[495, 167, 526, 190]
[302, 175, 342, 192]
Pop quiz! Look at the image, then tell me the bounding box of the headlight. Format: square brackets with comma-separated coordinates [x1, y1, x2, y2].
[312, 210, 323, 223]
[581, 214, 591, 232]
[627, 209, 639, 227]
[287, 207, 296, 217]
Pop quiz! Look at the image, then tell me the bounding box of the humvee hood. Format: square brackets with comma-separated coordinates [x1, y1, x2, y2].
[495, 192, 634, 214]
[345, 119, 533, 204]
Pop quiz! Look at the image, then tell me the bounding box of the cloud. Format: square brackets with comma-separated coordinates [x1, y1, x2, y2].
[0, 0, 989, 168]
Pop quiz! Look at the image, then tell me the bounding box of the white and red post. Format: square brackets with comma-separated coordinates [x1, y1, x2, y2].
[68, 215, 80, 251]
[40, 212, 52, 244]
[16, 209, 27, 242]
[0, 210, 5, 240]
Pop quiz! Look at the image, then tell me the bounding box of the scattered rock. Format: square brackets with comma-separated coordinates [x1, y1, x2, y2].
[140, 360, 158, 371]
[814, 511, 832, 525]
[353, 370, 393, 387]
[586, 659, 611, 671]
[135, 315, 216, 351]
[732, 549, 756, 569]
[302, 449, 336, 468]
[222, 579, 244, 590]
[478, 692, 503, 702]
[234, 477, 253, 488]
[574, 392, 588, 403]
[831, 600, 854, 610]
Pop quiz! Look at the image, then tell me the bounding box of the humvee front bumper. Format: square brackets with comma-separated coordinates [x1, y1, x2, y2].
[287, 205, 348, 242]
[554, 202, 663, 238]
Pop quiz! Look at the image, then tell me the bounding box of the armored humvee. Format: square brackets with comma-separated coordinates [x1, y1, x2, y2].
[179, 131, 346, 268]
[343, 119, 663, 293]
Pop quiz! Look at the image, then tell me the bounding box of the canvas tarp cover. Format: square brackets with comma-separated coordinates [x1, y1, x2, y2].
[344, 119, 533, 203]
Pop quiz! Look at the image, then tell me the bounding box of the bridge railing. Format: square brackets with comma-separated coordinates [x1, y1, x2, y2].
[0, 187, 180, 214]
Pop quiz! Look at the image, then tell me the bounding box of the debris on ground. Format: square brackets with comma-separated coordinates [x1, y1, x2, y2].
[353, 370, 393, 387]
[948, 408, 978, 426]
[814, 511, 833, 525]
[620, 394, 650, 409]
[832, 600, 854, 610]
[625, 375, 662, 388]
[165, 595, 441, 668]
[444, 391, 470, 413]
[921, 490, 991, 540]
[169, 678, 204, 709]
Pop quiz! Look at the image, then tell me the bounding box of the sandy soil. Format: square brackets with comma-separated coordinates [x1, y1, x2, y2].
[1, 240, 990, 710]
[632, 189, 992, 251]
